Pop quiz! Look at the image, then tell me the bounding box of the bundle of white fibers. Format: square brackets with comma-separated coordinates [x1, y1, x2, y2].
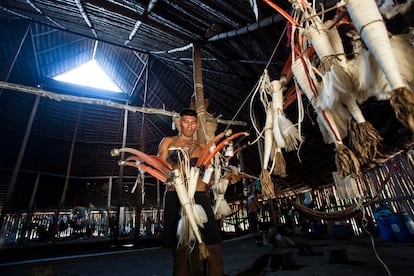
[304, 16, 335, 67]
[187, 160, 207, 229]
[314, 28, 381, 168]
[213, 179, 232, 220]
[348, 34, 414, 102]
[318, 20, 354, 109]
[172, 169, 205, 253]
[176, 210, 192, 246]
[291, 58, 318, 104]
[193, 204, 208, 228]
[346, 0, 405, 91]
[345, 42, 376, 103]
[292, 58, 343, 145]
[271, 80, 302, 152]
[315, 104, 350, 144]
[271, 80, 287, 149]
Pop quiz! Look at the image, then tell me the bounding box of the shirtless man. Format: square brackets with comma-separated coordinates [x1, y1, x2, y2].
[158, 108, 224, 276]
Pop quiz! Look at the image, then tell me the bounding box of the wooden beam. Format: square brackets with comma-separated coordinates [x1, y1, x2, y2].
[0, 81, 247, 126]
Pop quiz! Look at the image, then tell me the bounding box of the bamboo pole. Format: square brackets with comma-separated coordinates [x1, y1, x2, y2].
[192, 42, 208, 144]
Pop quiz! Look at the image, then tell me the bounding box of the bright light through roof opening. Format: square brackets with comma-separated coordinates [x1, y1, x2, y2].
[53, 60, 122, 93]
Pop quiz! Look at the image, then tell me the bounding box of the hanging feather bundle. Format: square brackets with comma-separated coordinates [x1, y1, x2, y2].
[271, 83, 287, 149]
[271, 79, 302, 152]
[259, 103, 278, 197]
[188, 166, 208, 228]
[169, 148, 208, 259]
[315, 104, 350, 144]
[346, 0, 414, 132]
[212, 178, 232, 220]
[260, 69, 301, 179]
[292, 56, 360, 177]
[172, 168, 207, 258]
[348, 33, 414, 101]
[210, 156, 231, 220]
[305, 15, 383, 166]
[318, 20, 354, 108]
[256, 71, 278, 188]
[346, 0, 404, 90]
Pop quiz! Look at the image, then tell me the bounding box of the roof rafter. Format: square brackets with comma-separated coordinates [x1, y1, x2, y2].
[74, 0, 97, 38]
[83, 0, 194, 43]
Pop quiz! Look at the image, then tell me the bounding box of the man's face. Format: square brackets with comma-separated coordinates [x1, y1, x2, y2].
[180, 115, 198, 137]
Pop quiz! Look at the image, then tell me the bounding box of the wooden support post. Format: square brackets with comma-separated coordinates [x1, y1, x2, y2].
[192, 42, 208, 144]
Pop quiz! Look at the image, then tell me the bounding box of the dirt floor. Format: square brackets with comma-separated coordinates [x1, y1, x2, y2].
[1, 233, 413, 276]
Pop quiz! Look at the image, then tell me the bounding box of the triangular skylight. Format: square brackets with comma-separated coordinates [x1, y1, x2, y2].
[53, 60, 122, 93]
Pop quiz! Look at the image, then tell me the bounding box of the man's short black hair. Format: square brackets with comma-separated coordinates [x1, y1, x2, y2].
[180, 108, 197, 118]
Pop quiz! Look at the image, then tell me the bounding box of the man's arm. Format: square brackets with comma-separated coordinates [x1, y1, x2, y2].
[157, 137, 170, 160]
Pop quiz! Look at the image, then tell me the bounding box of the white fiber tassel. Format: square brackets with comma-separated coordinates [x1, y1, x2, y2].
[271, 79, 302, 151]
[215, 194, 232, 220]
[213, 179, 231, 220]
[172, 169, 205, 253]
[292, 58, 342, 145]
[362, 34, 414, 99]
[188, 166, 207, 227]
[193, 204, 208, 228]
[271, 80, 287, 149]
[346, 0, 405, 90]
[177, 210, 190, 245]
[292, 57, 360, 177]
